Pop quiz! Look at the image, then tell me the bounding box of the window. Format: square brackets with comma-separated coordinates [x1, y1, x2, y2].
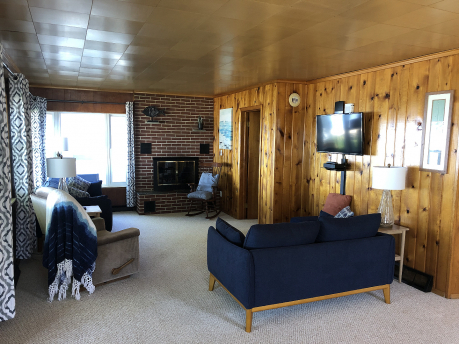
[46, 112, 127, 186]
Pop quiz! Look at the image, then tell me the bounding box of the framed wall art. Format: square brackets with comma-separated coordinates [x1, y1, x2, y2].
[420, 90, 455, 174]
[219, 108, 233, 150]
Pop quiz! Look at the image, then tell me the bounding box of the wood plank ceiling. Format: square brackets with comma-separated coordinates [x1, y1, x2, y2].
[0, 0, 458, 96]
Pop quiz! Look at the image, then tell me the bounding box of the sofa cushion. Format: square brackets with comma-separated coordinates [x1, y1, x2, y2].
[87, 180, 103, 197]
[290, 216, 318, 223]
[317, 213, 381, 242]
[67, 175, 91, 192]
[243, 222, 320, 250]
[69, 186, 90, 198]
[322, 193, 352, 216]
[320, 210, 334, 218]
[44, 178, 60, 189]
[290, 211, 333, 223]
[215, 217, 245, 247]
[77, 174, 99, 182]
[188, 190, 212, 200]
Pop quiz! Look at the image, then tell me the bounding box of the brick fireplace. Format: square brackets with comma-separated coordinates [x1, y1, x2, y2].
[134, 93, 214, 214]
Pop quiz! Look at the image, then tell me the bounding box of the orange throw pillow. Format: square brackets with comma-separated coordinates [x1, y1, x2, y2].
[322, 193, 352, 216]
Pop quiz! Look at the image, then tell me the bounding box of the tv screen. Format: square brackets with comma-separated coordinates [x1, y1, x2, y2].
[316, 113, 364, 155]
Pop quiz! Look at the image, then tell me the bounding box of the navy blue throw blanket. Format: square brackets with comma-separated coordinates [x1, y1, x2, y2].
[43, 190, 97, 301]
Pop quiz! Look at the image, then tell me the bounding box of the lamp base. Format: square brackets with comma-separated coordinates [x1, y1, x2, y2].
[378, 189, 394, 227]
[58, 178, 69, 193]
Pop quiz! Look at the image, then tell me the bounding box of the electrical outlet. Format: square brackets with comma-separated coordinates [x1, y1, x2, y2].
[220, 191, 222, 197]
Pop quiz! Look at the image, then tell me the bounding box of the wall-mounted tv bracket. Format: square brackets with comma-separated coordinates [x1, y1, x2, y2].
[323, 153, 348, 195]
[340, 154, 347, 195]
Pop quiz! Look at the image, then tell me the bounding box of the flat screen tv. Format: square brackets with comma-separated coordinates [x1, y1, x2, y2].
[316, 113, 364, 155]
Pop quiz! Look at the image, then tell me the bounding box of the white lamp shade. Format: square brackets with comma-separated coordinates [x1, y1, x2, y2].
[372, 166, 407, 190]
[46, 157, 76, 178]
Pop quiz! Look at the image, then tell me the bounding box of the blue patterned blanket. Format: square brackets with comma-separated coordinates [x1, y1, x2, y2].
[42, 189, 97, 301]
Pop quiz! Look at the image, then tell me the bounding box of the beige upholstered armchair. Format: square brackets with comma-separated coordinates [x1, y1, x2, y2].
[31, 187, 140, 286]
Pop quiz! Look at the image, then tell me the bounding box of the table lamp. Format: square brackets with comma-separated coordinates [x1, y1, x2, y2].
[56, 137, 69, 158]
[372, 165, 407, 227]
[46, 157, 76, 193]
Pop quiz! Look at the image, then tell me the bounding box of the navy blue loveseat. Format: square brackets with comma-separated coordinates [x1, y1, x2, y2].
[207, 214, 395, 332]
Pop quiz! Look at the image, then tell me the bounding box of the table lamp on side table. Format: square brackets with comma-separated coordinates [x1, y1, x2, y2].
[46, 157, 76, 193]
[372, 165, 407, 227]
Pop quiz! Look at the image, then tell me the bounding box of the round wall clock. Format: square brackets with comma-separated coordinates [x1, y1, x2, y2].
[289, 93, 300, 107]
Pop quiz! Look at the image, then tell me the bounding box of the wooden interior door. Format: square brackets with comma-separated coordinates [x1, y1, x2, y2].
[246, 111, 260, 219]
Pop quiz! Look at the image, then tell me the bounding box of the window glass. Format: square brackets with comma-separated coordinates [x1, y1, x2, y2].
[110, 115, 127, 183]
[47, 112, 127, 186]
[60, 113, 108, 184]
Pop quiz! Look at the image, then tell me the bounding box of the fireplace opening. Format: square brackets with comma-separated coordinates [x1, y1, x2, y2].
[153, 157, 199, 192]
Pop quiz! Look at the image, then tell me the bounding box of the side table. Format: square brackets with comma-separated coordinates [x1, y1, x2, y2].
[85, 205, 102, 218]
[378, 225, 409, 283]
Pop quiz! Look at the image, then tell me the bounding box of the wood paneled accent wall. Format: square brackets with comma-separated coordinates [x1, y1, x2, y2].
[29, 87, 133, 114]
[214, 52, 459, 298]
[214, 85, 278, 223]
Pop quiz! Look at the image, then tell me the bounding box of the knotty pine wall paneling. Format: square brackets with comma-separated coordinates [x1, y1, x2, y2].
[214, 85, 277, 223]
[300, 55, 458, 298]
[214, 52, 458, 298]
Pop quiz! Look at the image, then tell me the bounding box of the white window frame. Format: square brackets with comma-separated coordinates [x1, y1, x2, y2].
[47, 111, 127, 187]
[108, 114, 128, 187]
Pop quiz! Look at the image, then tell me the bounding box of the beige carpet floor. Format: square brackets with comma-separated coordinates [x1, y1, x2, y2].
[0, 211, 458, 344]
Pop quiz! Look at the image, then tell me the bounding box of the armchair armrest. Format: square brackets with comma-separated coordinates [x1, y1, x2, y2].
[92, 217, 106, 232]
[97, 227, 140, 246]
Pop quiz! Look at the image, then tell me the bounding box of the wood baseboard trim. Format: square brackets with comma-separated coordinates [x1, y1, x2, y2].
[210, 272, 390, 332]
[432, 288, 446, 297]
[449, 294, 459, 299]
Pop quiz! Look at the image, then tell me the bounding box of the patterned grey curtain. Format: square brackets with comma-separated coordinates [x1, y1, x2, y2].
[126, 102, 135, 207]
[0, 43, 15, 320]
[30, 95, 47, 189]
[9, 73, 35, 259]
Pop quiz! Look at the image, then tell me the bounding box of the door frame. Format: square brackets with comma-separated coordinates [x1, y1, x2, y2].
[238, 105, 262, 221]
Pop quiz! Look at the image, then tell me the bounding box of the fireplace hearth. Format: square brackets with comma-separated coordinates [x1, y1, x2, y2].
[153, 157, 199, 192]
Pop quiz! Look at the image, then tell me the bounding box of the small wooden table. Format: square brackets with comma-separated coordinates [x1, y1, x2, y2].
[378, 224, 409, 283]
[85, 205, 102, 218]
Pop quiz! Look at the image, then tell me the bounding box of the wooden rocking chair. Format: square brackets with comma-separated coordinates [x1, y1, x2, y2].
[186, 162, 222, 219]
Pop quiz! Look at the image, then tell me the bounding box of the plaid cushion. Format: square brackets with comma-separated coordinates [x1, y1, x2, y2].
[68, 186, 90, 198]
[334, 206, 354, 218]
[67, 175, 91, 192]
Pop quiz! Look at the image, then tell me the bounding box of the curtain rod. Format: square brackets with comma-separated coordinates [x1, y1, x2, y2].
[2, 62, 14, 76]
[47, 99, 126, 105]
